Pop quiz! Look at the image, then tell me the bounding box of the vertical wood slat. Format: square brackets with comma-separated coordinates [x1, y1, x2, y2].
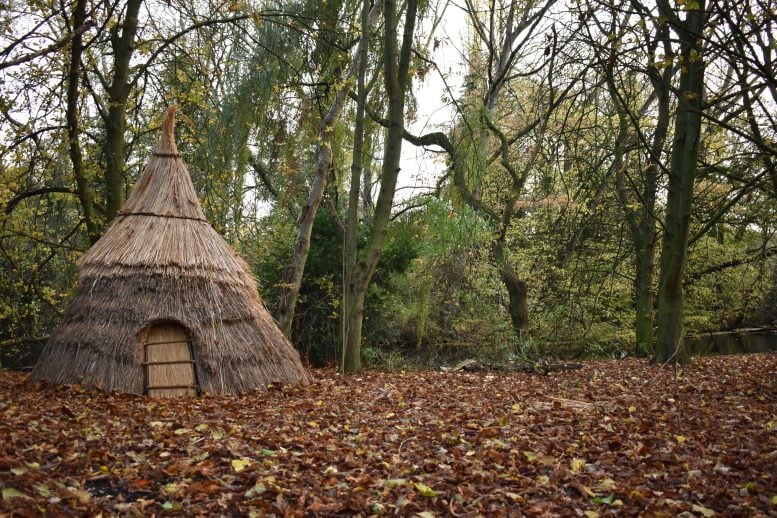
[145, 323, 197, 397]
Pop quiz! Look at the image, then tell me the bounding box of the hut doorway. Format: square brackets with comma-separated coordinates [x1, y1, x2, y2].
[144, 323, 198, 397]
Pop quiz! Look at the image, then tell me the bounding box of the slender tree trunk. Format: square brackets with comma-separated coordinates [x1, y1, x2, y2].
[635, 25, 671, 358]
[275, 150, 330, 336]
[633, 242, 655, 355]
[103, 0, 142, 221]
[654, 0, 707, 364]
[633, 91, 667, 356]
[276, 0, 384, 337]
[66, 0, 100, 244]
[342, 0, 371, 372]
[341, 0, 418, 373]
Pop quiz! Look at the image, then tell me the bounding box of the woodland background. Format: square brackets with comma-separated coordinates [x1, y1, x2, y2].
[1, 0, 776, 371]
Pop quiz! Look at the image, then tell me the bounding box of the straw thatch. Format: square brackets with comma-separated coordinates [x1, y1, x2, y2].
[31, 105, 309, 394]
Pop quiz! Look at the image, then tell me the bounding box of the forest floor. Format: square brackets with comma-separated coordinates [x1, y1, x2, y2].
[0, 354, 776, 517]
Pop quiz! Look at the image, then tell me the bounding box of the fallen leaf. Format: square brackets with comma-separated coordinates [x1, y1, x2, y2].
[384, 478, 407, 489]
[594, 478, 616, 491]
[691, 503, 716, 516]
[2, 488, 26, 500]
[231, 458, 252, 472]
[245, 482, 267, 498]
[414, 482, 438, 497]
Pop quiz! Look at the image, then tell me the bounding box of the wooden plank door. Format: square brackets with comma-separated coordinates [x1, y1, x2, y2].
[144, 323, 198, 397]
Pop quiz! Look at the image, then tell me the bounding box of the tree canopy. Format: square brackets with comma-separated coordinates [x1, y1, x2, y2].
[1, 0, 775, 370]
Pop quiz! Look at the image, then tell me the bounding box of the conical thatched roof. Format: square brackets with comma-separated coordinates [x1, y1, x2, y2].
[31, 106, 309, 395]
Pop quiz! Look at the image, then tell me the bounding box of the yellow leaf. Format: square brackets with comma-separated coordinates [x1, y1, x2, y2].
[675, 435, 686, 443]
[308, 421, 319, 428]
[538, 454, 556, 466]
[584, 512, 600, 518]
[414, 482, 438, 497]
[628, 406, 636, 413]
[69, 488, 91, 504]
[595, 478, 616, 491]
[571, 457, 586, 472]
[231, 458, 252, 472]
[2, 488, 26, 500]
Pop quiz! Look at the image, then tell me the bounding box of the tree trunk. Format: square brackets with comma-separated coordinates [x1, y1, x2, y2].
[491, 240, 528, 333]
[654, 0, 707, 364]
[276, 157, 329, 337]
[66, 0, 100, 244]
[275, 0, 384, 337]
[340, 0, 418, 373]
[633, 245, 654, 356]
[103, 0, 142, 221]
[342, 278, 367, 372]
[341, 0, 371, 372]
[608, 15, 672, 358]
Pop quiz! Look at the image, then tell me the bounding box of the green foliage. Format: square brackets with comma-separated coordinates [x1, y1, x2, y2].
[358, 198, 524, 366]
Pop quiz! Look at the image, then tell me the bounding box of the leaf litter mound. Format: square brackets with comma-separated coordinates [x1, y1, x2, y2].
[1, 354, 775, 516]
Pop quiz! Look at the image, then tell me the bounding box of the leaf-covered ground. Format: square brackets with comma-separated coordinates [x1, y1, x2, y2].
[1, 354, 776, 516]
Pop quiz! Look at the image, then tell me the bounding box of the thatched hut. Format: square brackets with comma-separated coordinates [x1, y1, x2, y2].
[31, 106, 309, 396]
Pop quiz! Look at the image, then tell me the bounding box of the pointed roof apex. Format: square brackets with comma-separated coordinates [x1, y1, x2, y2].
[156, 104, 180, 156]
[117, 104, 205, 221]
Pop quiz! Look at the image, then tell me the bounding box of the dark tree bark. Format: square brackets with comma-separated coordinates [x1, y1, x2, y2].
[609, 15, 672, 357]
[103, 0, 142, 221]
[654, 0, 707, 364]
[66, 0, 100, 244]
